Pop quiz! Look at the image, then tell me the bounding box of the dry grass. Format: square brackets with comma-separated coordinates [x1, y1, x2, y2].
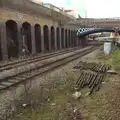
[8, 69, 120, 120]
[8, 47, 120, 120]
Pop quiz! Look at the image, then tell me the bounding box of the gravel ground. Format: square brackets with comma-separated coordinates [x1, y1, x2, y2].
[3, 48, 120, 120]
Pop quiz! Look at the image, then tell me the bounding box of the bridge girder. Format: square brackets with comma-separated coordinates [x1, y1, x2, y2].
[77, 27, 120, 37]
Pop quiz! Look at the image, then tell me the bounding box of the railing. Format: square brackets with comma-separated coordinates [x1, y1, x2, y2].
[42, 3, 76, 20]
[29, 1, 75, 20]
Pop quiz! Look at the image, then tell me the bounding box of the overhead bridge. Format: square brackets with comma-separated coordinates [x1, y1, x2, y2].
[77, 27, 120, 37]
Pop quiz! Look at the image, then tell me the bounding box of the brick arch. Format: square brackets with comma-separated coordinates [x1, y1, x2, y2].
[61, 28, 64, 48]
[43, 25, 49, 52]
[6, 20, 19, 58]
[34, 24, 41, 53]
[22, 22, 32, 55]
[70, 30, 74, 47]
[68, 29, 71, 47]
[65, 29, 68, 48]
[56, 27, 60, 49]
[50, 26, 55, 51]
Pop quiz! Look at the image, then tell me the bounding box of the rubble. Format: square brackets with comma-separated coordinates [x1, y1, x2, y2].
[72, 91, 81, 99]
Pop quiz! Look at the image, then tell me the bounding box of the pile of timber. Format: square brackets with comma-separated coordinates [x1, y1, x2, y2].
[75, 71, 105, 94]
[73, 61, 111, 73]
[74, 61, 111, 94]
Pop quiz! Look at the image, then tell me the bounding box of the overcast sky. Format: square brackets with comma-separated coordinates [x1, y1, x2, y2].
[85, 0, 120, 18]
[33, 0, 120, 18]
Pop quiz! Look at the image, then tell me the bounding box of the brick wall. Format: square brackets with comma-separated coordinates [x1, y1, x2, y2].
[0, 8, 58, 27]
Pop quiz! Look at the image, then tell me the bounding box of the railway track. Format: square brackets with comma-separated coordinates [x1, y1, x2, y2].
[0, 46, 97, 91]
[0, 47, 81, 72]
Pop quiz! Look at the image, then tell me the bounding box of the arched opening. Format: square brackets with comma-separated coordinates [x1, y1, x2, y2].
[6, 20, 18, 58]
[56, 27, 60, 49]
[51, 26, 55, 50]
[35, 24, 41, 53]
[43, 25, 49, 51]
[22, 22, 32, 55]
[61, 28, 64, 48]
[65, 29, 68, 48]
[68, 30, 71, 47]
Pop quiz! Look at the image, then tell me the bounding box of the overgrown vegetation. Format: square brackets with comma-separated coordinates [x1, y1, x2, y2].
[98, 47, 120, 68]
[8, 72, 82, 120]
[6, 47, 120, 120]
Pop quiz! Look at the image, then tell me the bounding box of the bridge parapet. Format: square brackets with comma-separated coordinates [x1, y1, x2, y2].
[67, 18, 120, 27]
[0, 0, 75, 22]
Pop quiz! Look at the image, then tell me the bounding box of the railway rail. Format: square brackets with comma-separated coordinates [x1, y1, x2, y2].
[0, 46, 97, 91]
[0, 47, 82, 72]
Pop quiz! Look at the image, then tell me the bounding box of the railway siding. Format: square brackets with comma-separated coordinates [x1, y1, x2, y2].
[0, 46, 97, 118]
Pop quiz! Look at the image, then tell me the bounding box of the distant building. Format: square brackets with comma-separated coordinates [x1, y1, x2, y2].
[30, 0, 43, 4]
[64, 9, 81, 18]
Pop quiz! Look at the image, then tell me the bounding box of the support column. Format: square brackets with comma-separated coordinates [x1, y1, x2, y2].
[85, 36, 88, 46]
[17, 22, 23, 56]
[59, 28, 62, 49]
[67, 30, 69, 48]
[71, 31, 74, 47]
[69, 31, 71, 47]
[79, 39, 81, 46]
[54, 27, 57, 51]
[76, 37, 79, 47]
[63, 29, 66, 48]
[73, 31, 76, 47]
[0, 21, 8, 60]
[31, 24, 36, 54]
[48, 26, 51, 51]
[41, 26, 44, 53]
[75, 32, 79, 47]
[72, 31, 74, 47]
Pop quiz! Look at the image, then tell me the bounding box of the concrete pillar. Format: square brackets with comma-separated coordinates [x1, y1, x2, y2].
[31, 24, 36, 54]
[0, 21, 8, 60]
[54, 27, 57, 51]
[41, 26, 44, 53]
[17, 22, 23, 56]
[48, 26, 51, 51]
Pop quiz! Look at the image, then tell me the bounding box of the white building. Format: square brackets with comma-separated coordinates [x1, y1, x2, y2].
[31, 0, 43, 4]
[64, 8, 81, 18]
